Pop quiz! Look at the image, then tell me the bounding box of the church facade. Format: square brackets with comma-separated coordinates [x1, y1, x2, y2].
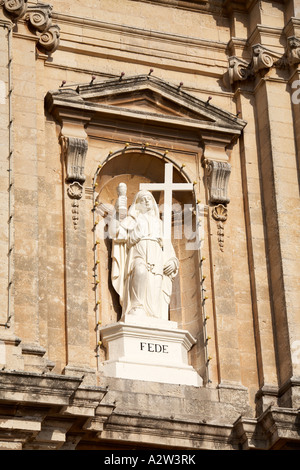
[0, 0, 299, 450]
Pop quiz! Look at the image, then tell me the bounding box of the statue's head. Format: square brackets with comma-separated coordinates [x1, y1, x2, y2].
[136, 191, 154, 213]
[130, 190, 159, 217]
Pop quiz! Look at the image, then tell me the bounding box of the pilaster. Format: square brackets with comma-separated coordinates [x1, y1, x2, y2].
[253, 71, 300, 398]
[223, 4, 300, 409]
[202, 144, 244, 387]
[58, 125, 95, 380]
[0, 2, 61, 373]
[290, 67, 300, 173]
[233, 86, 278, 408]
[0, 19, 12, 330]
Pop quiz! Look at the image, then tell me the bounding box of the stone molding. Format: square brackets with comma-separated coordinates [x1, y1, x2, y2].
[0, 370, 112, 450]
[131, 0, 258, 14]
[0, 0, 60, 54]
[46, 74, 244, 243]
[224, 38, 300, 86]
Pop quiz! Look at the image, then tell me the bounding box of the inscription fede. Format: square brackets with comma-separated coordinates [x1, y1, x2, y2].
[140, 342, 169, 353]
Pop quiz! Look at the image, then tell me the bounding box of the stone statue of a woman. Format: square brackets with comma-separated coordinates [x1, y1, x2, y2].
[109, 184, 178, 322]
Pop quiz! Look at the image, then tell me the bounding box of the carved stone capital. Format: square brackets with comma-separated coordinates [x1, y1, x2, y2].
[287, 36, 300, 66]
[0, 0, 28, 19]
[60, 136, 88, 184]
[26, 3, 60, 54]
[205, 160, 231, 205]
[25, 3, 53, 31]
[224, 43, 290, 87]
[38, 23, 60, 52]
[1, 1, 60, 54]
[252, 44, 282, 73]
[223, 56, 252, 86]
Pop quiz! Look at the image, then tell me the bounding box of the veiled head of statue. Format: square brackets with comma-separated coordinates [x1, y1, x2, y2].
[129, 190, 159, 217]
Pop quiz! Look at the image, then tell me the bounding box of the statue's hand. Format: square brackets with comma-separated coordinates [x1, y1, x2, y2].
[163, 260, 177, 276]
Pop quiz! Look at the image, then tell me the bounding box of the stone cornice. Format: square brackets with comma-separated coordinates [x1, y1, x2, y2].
[0, 0, 60, 54]
[129, 0, 221, 14]
[233, 406, 300, 450]
[51, 11, 229, 78]
[0, 369, 298, 449]
[52, 11, 227, 52]
[222, 0, 258, 13]
[129, 0, 265, 15]
[0, 370, 113, 450]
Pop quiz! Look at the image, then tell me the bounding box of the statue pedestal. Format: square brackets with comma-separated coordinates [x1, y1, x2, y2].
[100, 317, 203, 387]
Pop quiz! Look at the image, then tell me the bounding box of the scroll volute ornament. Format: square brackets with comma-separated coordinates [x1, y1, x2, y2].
[224, 43, 291, 87]
[25, 3, 60, 54]
[0, 1, 60, 54]
[252, 44, 282, 73]
[25, 3, 52, 31]
[0, 0, 28, 18]
[38, 24, 60, 53]
[223, 56, 251, 87]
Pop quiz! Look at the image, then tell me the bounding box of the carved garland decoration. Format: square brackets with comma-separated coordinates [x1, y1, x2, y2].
[204, 160, 231, 252]
[67, 182, 84, 230]
[212, 205, 228, 253]
[60, 136, 88, 230]
[0, 0, 60, 54]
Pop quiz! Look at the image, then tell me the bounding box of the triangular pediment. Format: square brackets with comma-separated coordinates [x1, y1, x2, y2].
[45, 74, 246, 140]
[79, 83, 215, 122]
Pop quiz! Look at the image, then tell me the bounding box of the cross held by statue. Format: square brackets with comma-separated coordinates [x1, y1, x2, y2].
[139, 163, 194, 240]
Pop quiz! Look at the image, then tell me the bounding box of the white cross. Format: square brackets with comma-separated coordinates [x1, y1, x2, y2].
[140, 163, 194, 239]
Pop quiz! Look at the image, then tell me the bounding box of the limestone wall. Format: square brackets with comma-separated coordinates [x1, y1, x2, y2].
[0, 0, 299, 450]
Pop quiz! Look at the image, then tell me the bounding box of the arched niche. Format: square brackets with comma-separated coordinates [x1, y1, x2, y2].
[94, 150, 206, 377]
